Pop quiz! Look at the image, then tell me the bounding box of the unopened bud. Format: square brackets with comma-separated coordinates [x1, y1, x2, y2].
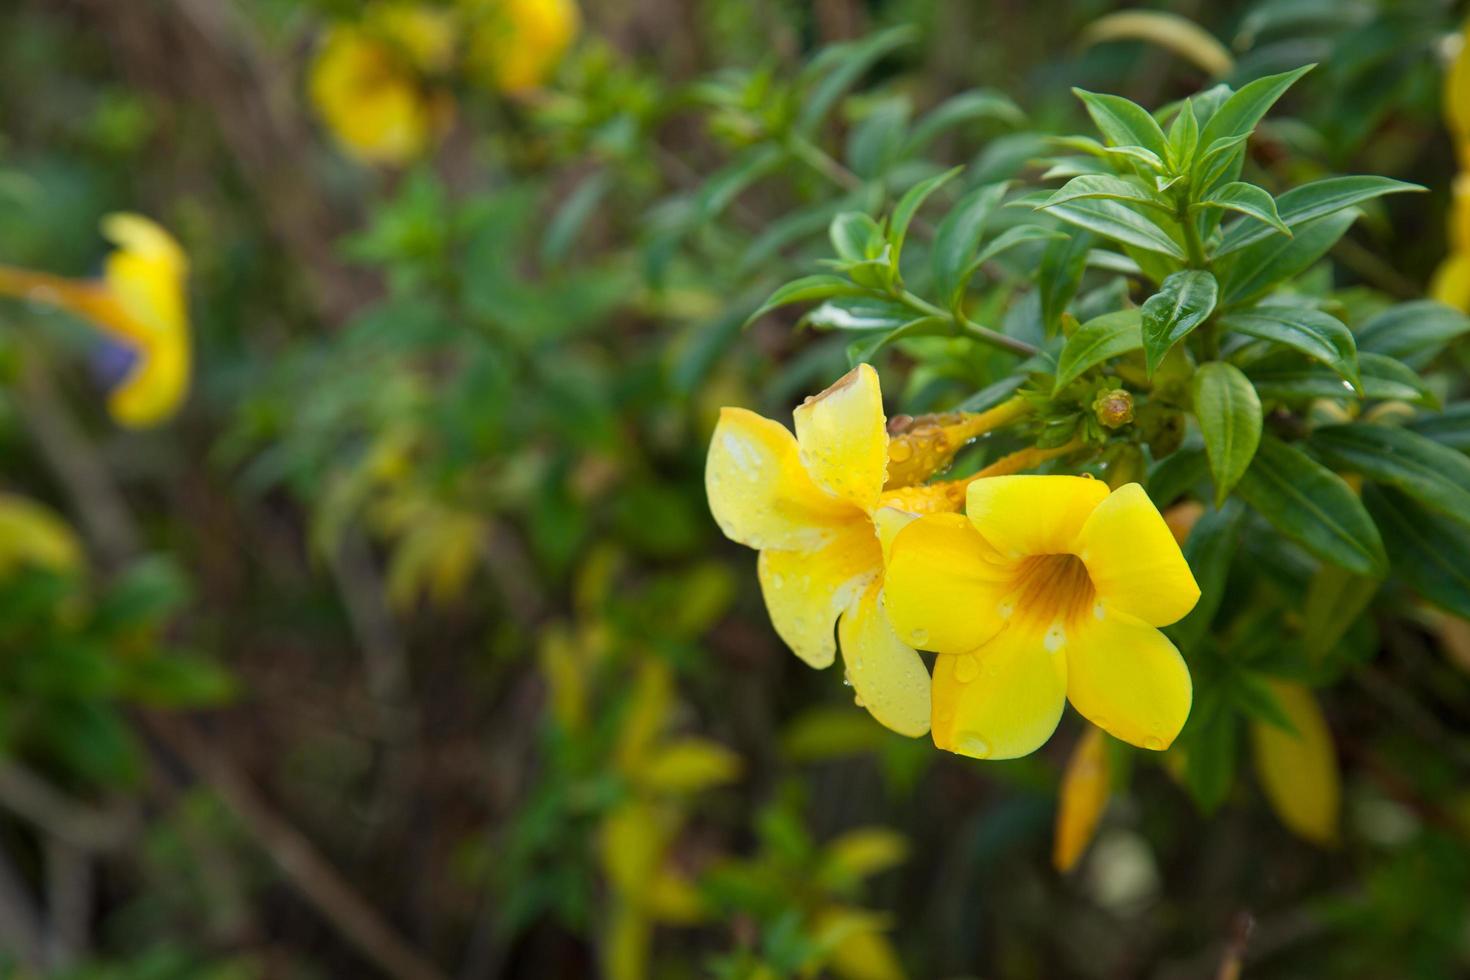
[1092, 388, 1134, 429]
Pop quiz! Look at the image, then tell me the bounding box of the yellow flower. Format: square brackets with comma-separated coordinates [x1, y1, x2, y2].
[308, 11, 452, 165]
[1250, 681, 1340, 845]
[0, 214, 189, 427]
[706, 364, 962, 738]
[1053, 726, 1110, 872]
[464, 0, 580, 94]
[884, 476, 1199, 759]
[0, 494, 83, 578]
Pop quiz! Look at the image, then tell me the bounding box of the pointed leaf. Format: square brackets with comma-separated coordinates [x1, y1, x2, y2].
[1310, 423, 1470, 530]
[1216, 209, 1358, 306]
[1215, 175, 1423, 257]
[1037, 174, 1174, 213]
[1052, 309, 1144, 393]
[1195, 182, 1290, 236]
[748, 275, 868, 325]
[1196, 65, 1314, 162]
[1192, 361, 1262, 505]
[1072, 88, 1171, 162]
[1043, 198, 1186, 259]
[1354, 299, 1470, 368]
[1363, 486, 1470, 619]
[1218, 306, 1358, 386]
[886, 166, 962, 263]
[1233, 434, 1386, 575]
[1142, 270, 1218, 373]
[931, 181, 1009, 305]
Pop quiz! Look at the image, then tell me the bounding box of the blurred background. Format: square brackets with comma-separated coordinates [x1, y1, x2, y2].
[0, 0, 1467, 977]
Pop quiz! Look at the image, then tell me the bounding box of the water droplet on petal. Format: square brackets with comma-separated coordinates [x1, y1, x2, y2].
[889, 442, 913, 462]
[956, 733, 992, 759]
[769, 573, 785, 589]
[842, 672, 853, 687]
[1144, 736, 1165, 751]
[909, 628, 930, 647]
[954, 655, 980, 683]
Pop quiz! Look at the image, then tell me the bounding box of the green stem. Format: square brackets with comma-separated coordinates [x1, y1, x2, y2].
[1179, 206, 1208, 269]
[786, 136, 865, 193]
[895, 289, 1040, 358]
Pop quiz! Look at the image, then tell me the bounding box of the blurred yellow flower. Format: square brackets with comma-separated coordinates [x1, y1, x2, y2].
[464, 0, 580, 94]
[1434, 21, 1470, 309]
[706, 364, 962, 738]
[0, 494, 82, 578]
[309, 7, 454, 166]
[885, 476, 1198, 759]
[0, 213, 190, 427]
[1053, 726, 1110, 872]
[1250, 681, 1340, 845]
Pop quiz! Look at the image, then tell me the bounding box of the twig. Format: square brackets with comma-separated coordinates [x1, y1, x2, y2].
[0, 761, 136, 851]
[43, 839, 90, 970]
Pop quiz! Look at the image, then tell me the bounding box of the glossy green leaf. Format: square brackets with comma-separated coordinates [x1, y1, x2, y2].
[798, 26, 919, 136]
[1036, 174, 1174, 213]
[846, 316, 952, 365]
[1216, 209, 1358, 306]
[1142, 269, 1218, 373]
[1406, 404, 1470, 452]
[1311, 423, 1470, 530]
[1246, 352, 1431, 405]
[1234, 434, 1386, 576]
[1355, 300, 1470, 368]
[1072, 88, 1172, 161]
[1218, 306, 1359, 387]
[1039, 231, 1093, 333]
[1215, 175, 1422, 257]
[1195, 65, 1314, 163]
[886, 166, 962, 263]
[1194, 182, 1290, 236]
[1052, 309, 1143, 393]
[1043, 197, 1186, 259]
[1192, 361, 1262, 506]
[830, 211, 883, 262]
[747, 275, 868, 325]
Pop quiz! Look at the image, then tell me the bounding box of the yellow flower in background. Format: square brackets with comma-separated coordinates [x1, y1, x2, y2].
[1250, 681, 1341, 845]
[885, 476, 1198, 759]
[707, 364, 964, 738]
[309, 6, 454, 166]
[464, 0, 580, 94]
[0, 494, 82, 578]
[1434, 21, 1470, 310]
[1053, 726, 1110, 872]
[0, 213, 190, 428]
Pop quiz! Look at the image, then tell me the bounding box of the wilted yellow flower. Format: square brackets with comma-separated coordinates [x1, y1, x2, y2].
[308, 8, 454, 165]
[885, 476, 1198, 759]
[0, 213, 189, 427]
[707, 365, 967, 738]
[1250, 681, 1340, 845]
[464, 0, 580, 94]
[1053, 726, 1110, 872]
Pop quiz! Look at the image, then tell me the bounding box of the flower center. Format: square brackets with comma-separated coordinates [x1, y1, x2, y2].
[1005, 553, 1095, 637]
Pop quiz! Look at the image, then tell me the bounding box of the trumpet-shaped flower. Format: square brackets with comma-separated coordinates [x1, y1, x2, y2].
[309, 12, 452, 165]
[706, 365, 964, 738]
[464, 0, 580, 94]
[884, 476, 1199, 759]
[0, 214, 189, 427]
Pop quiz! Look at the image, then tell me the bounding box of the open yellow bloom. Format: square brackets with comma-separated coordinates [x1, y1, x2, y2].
[309, 13, 452, 165]
[706, 365, 960, 738]
[884, 476, 1198, 759]
[0, 214, 189, 427]
[464, 0, 580, 94]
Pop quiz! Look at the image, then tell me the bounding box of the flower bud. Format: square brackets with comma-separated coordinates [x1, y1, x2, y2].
[1092, 388, 1134, 429]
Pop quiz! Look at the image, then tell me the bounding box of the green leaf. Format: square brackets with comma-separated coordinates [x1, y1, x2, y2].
[1195, 65, 1314, 163]
[1216, 209, 1357, 306]
[1072, 89, 1172, 162]
[1406, 404, 1470, 452]
[1050, 134, 1167, 173]
[1142, 270, 1218, 373]
[1363, 486, 1470, 619]
[1355, 300, 1470, 368]
[1215, 175, 1423, 257]
[829, 211, 883, 262]
[1171, 499, 1246, 652]
[1194, 182, 1290, 236]
[1192, 133, 1251, 193]
[1052, 309, 1143, 393]
[845, 97, 912, 178]
[1042, 197, 1186, 259]
[541, 170, 610, 266]
[1192, 361, 1262, 506]
[748, 275, 868, 325]
[846, 316, 952, 365]
[931, 181, 1009, 306]
[1301, 563, 1379, 663]
[1233, 434, 1386, 576]
[1036, 174, 1174, 213]
[1038, 231, 1093, 333]
[802, 297, 912, 331]
[694, 144, 786, 222]
[1182, 695, 1237, 813]
[887, 166, 962, 263]
[965, 224, 1067, 274]
[1218, 306, 1358, 387]
[1148, 447, 1208, 506]
[798, 26, 919, 136]
[904, 90, 1025, 155]
[1245, 352, 1431, 405]
[1310, 424, 1470, 530]
[1167, 98, 1200, 170]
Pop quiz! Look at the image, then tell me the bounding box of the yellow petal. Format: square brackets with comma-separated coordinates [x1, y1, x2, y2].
[883, 513, 1011, 655]
[1250, 682, 1340, 845]
[1076, 483, 1200, 627]
[1430, 252, 1470, 313]
[870, 506, 917, 565]
[706, 407, 856, 551]
[466, 0, 580, 93]
[1065, 611, 1192, 750]
[966, 475, 1109, 558]
[837, 582, 931, 737]
[1053, 727, 1110, 872]
[759, 528, 881, 669]
[793, 365, 889, 513]
[1447, 22, 1470, 142]
[930, 626, 1067, 760]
